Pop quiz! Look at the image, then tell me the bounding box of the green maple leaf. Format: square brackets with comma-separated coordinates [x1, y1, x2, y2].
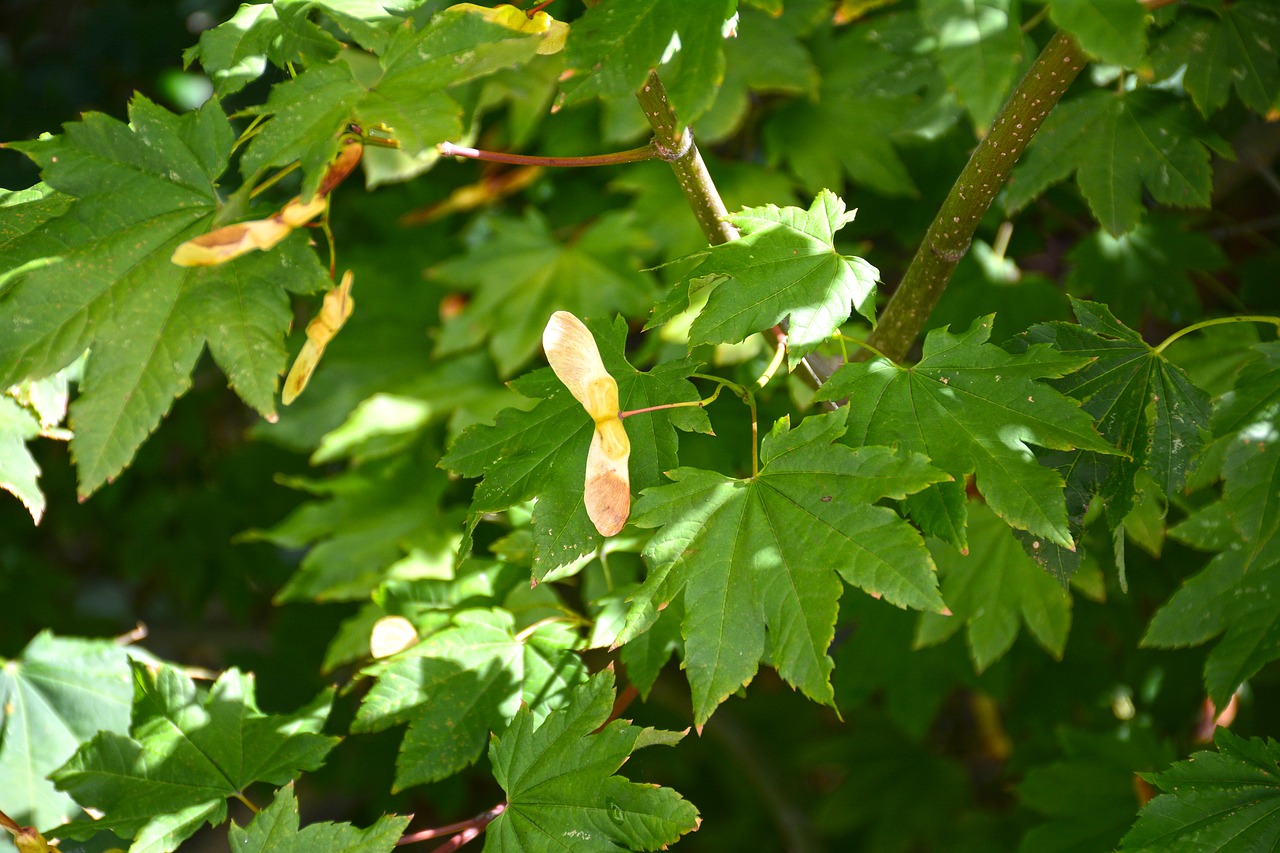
[817, 316, 1119, 550]
[1049, 0, 1149, 68]
[442, 317, 710, 579]
[183, 4, 281, 97]
[659, 190, 879, 366]
[563, 0, 735, 122]
[50, 662, 337, 853]
[242, 5, 553, 195]
[626, 408, 949, 726]
[433, 212, 658, 376]
[1143, 342, 1280, 705]
[0, 96, 329, 497]
[834, 594, 972, 738]
[920, 0, 1024, 129]
[228, 784, 408, 853]
[695, 7, 818, 143]
[1066, 217, 1225, 326]
[1152, 0, 1280, 116]
[1019, 729, 1174, 853]
[1005, 90, 1227, 235]
[1026, 299, 1212, 503]
[0, 184, 71, 296]
[0, 633, 135, 833]
[246, 444, 462, 603]
[352, 609, 586, 791]
[1121, 729, 1280, 852]
[763, 16, 950, 197]
[0, 396, 43, 523]
[1009, 299, 1210, 578]
[916, 502, 1073, 673]
[485, 669, 699, 852]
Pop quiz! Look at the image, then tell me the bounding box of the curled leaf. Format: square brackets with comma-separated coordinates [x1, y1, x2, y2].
[283, 270, 354, 405]
[542, 311, 630, 536]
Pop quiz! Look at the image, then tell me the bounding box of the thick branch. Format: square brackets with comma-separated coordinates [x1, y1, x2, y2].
[634, 71, 740, 246]
[860, 30, 1087, 365]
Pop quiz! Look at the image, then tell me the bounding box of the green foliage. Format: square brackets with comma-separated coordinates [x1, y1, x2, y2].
[2, 0, 1280, 851]
[228, 784, 409, 853]
[486, 669, 698, 852]
[1121, 729, 1280, 851]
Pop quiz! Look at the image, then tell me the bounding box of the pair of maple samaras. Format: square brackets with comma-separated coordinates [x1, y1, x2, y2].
[543, 311, 633, 537]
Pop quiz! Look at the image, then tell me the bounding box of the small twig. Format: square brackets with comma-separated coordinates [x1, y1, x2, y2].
[398, 804, 506, 848]
[437, 140, 656, 168]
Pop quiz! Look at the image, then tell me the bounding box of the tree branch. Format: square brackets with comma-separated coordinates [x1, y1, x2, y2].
[633, 71, 740, 246]
[858, 30, 1088, 365]
[436, 140, 657, 168]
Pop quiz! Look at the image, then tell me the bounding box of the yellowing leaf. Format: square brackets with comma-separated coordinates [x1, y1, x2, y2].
[283, 270, 354, 405]
[542, 311, 631, 536]
[461, 3, 568, 54]
[170, 195, 326, 267]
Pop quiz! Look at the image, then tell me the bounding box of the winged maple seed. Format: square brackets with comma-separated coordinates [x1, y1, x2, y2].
[283, 270, 355, 405]
[170, 195, 327, 267]
[542, 311, 630, 536]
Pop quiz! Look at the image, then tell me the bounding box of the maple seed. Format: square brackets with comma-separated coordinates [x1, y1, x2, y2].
[542, 311, 630, 536]
[283, 270, 355, 405]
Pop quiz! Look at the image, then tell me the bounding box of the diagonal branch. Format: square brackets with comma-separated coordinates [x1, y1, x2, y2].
[857, 31, 1088, 366]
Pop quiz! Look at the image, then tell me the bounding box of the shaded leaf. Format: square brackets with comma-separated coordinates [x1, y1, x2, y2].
[433, 212, 657, 376]
[1121, 729, 1280, 852]
[563, 0, 736, 122]
[1049, 0, 1148, 68]
[1151, 0, 1280, 116]
[1005, 90, 1225, 235]
[916, 501, 1073, 672]
[920, 0, 1024, 129]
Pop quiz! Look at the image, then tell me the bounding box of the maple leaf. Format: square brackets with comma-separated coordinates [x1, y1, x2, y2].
[0, 633, 136, 833]
[1005, 90, 1228, 236]
[1065, 217, 1225, 327]
[1024, 299, 1212, 504]
[228, 784, 408, 853]
[1142, 341, 1280, 706]
[352, 609, 585, 791]
[486, 669, 699, 852]
[657, 190, 880, 366]
[1121, 730, 1280, 852]
[0, 96, 329, 496]
[915, 502, 1073, 673]
[433, 211, 657, 376]
[920, 0, 1024, 129]
[242, 5, 556, 196]
[763, 15, 950, 198]
[1048, 0, 1148, 68]
[563, 0, 736, 122]
[625, 408, 949, 726]
[51, 662, 337, 853]
[695, 7, 818, 144]
[1151, 0, 1280, 116]
[818, 316, 1120, 550]
[442, 316, 710, 580]
[247, 446, 461, 604]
